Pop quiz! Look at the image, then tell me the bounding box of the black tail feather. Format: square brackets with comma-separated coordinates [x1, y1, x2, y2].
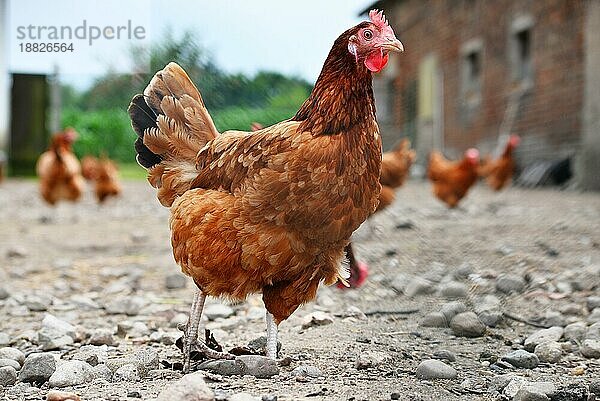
[128, 94, 162, 168]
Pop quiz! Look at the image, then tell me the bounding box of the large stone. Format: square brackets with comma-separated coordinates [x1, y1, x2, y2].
[564, 322, 587, 342]
[134, 347, 159, 377]
[155, 371, 214, 401]
[581, 339, 600, 358]
[524, 327, 564, 351]
[415, 359, 457, 380]
[534, 341, 563, 363]
[48, 360, 93, 388]
[450, 312, 486, 337]
[420, 312, 448, 328]
[19, 352, 56, 383]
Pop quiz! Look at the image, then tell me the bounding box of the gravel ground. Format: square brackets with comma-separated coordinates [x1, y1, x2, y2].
[0, 179, 599, 401]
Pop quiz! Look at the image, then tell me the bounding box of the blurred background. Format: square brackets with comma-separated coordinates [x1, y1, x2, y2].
[0, 0, 599, 189]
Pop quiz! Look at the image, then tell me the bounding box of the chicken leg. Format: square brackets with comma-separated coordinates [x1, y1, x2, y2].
[266, 311, 278, 359]
[182, 289, 234, 373]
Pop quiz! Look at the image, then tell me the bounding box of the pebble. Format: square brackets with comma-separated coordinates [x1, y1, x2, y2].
[587, 308, 600, 323]
[534, 341, 563, 363]
[581, 339, 600, 358]
[0, 286, 9, 300]
[0, 332, 10, 347]
[204, 303, 235, 320]
[88, 328, 117, 346]
[229, 394, 259, 401]
[71, 345, 108, 366]
[7, 246, 27, 258]
[587, 322, 600, 340]
[104, 296, 147, 316]
[48, 360, 93, 388]
[440, 301, 468, 322]
[247, 336, 282, 355]
[524, 327, 564, 351]
[19, 352, 56, 383]
[129, 322, 151, 338]
[155, 371, 214, 401]
[301, 311, 334, 328]
[0, 358, 21, 370]
[46, 390, 82, 401]
[502, 350, 539, 369]
[291, 364, 323, 378]
[513, 388, 550, 401]
[0, 347, 25, 365]
[165, 273, 187, 289]
[415, 359, 457, 380]
[197, 359, 242, 376]
[113, 363, 140, 382]
[355, 351, 390, 369]
[69, 295, 100, 310]
[38, 314, 76, 350]
[420, 312, 447, 328]
[404, 277, 435, 297]
[587, 296, 600, 311]
[590, 381, 600, 395]
[0, 365, 17, 386]
[438, 281, 468, 299]
[170, 313, 189, 328]
[496, 274, 526, 294]
[90, 364, 112, 381]
[473, 295, 503, 327]
[235, 355, 279, 378]
[564, 322, 587, 342]
[432, 350, 456, 362]
[450, 312, 486, 337]
[134, 347, 159, 377]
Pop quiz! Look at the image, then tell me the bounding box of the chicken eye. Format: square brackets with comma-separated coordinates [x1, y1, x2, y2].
[363, 29, 373, 40]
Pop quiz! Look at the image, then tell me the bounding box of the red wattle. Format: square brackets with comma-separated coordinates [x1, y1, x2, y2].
[365, 50, 389, 72]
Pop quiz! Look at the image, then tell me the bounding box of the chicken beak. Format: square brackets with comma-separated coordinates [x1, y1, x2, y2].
[384, 38, 404, 53]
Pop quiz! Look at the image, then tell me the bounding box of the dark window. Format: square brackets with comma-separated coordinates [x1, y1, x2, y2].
[512, 27, 533, 83]
[460, 43, 482, 121]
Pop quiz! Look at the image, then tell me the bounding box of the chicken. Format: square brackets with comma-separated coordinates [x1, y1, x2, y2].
[81, 156, 122, 203]
[128, 10, 403, 372]
[0, 150, 6, 184]
[340, 138, 416, 289]
[36, 128, 85, 205]
[478, 134, 521, 191]
[427, 148, 480, 208]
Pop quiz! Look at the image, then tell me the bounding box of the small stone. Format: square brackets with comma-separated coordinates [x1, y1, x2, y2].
[113, 363, 140, 382]
[587, 296, 600, 311]
[587, 308, 600, 323]
[7, 246, 27, 258]
[415, 359, 457, 379]
[420, 312, 447, 328]
[549, 384, 588, 401]
[155, 371, 214, 401]
[247, 336, 282, 355]
[343, 306, 367, 320]
[0, 333, 10, 347]
[48, 360, 93, 388]
[204, 303, 235, 320]
[534, 341, 563, 363]
[106, 357, 134, 373]
[473, 295, 503, 327]
[170, 313, 189, 328]
[440, 301, 468, 322]
[46, 390, 82, 401]
[127, 391, 142, 398]
[590, 381, 600, 395]
[165, 274, 187, 289]
[19, 352, 56, 383]
[0, 287, 9, 300]
[0, 358, 21, 370]
[587, 322, 600, 340]
[69, 295, 100, 310]
[404, 277, 435, 297]
[88, 329, 116, 346]
[355, 351, 390, 369]
[197, 359, 242, 376]
[291, 364, 323, 378]
[71, 345, 108, 366]
[496, 274, 526, 294]
[581, 339, 600, 358]
[104, 296, 147, 316]
[129, 322, 150, 338]
[235, 355, 279, 378]
[513, 388, 549, 401]
[503, 377, 528, 398]
[450, 312, 486, 337]
[41, 314, 76, 339]
[0, 366, 17, 386]
[89, 364, 112, 381]
[564, 322, 587, 342]
[0, 347, 25, 365]
[301, 311, 334, 328]
[432, 350, 456, 362]
[229, 394, 259, 401]
[134, 347, 159, 377]
[502, 350, 539, 369]
[524, 327, 564, 351]
[24, 295, 51, 311]
[438, 281, 468, 299]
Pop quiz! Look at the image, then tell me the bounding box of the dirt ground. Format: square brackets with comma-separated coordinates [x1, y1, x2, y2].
[0, 179, 599, 400]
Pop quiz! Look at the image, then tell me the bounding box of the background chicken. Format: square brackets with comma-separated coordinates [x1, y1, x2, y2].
[36, 128, 85, 205]
[427, 148, 480, 208]
[478, 134, 521, 191]
[81, 156, 122, 203]
[129, 10, 402, 372]
[341, 138, 416, 289]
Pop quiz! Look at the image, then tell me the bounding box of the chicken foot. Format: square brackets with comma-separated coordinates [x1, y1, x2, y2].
[183, 289, 234, 373]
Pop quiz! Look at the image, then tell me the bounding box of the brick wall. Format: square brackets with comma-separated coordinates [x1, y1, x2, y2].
[380, 0, 586, 165]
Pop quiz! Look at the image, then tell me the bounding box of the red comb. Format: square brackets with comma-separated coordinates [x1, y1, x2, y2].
[369, 9, 389, 30]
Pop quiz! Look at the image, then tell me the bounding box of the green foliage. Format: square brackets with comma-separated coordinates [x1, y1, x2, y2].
[61, 28, 313, 162]
[62, 108, 136, 162]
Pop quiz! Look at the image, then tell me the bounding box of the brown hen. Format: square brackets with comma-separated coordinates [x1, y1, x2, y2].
[128, 10, 403, 372]
[478, 135, 521, 191]
[427, 148, 480, 208]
